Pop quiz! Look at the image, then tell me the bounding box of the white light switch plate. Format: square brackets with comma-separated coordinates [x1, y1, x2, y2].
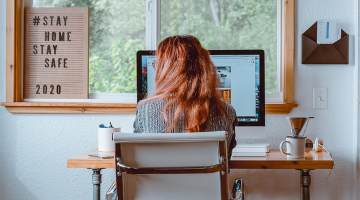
[313, 88, 328, 110]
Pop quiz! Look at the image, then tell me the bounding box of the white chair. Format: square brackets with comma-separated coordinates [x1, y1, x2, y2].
[113, 131, 243, 200]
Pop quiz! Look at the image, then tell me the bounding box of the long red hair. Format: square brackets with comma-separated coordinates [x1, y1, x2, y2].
[151, 35, 228, 133]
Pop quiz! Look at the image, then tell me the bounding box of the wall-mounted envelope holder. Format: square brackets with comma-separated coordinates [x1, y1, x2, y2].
[302, 22, 349, 64]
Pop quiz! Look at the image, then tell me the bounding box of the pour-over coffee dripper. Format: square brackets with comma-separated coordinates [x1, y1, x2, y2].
[286, 117, 313, 137]
[280, 117, 314, 158]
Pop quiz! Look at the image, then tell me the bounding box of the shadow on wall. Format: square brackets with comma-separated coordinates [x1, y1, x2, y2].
[0, 108, 38, 200]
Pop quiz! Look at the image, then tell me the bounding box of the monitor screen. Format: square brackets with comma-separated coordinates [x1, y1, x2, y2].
[137, 50, 265, 126]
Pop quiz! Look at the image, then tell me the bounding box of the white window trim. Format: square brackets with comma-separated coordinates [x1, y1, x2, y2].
[266, 0, 285, 103]
[146, 0, 160, 50]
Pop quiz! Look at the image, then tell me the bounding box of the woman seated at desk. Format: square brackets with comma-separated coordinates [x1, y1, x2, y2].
[133, 35, 237, 157]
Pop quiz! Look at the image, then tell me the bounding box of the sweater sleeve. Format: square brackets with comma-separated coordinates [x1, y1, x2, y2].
[133, 106, 142, 133]
[228, 118, 237, 159]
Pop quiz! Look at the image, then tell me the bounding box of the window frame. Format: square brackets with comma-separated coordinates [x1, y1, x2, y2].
[2, 0, 297, 114]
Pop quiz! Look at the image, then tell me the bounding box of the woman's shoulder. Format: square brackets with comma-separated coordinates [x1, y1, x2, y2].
[224, 102, 236, 113]
[137, 98, 168, 111]
[223, 102, 237, 121]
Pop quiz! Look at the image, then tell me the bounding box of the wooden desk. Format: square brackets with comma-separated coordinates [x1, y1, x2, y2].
[67, 149, 115, 169]
[67, 149, 333, 200]
[230, 149, 333, 169]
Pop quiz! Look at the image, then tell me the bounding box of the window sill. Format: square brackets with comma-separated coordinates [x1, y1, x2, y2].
[2, 102, 297, 114]
[265, 103, 297, 114]
[1, 102, 137, 114]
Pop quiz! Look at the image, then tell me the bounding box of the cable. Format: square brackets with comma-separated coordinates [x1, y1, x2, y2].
[319, 144, 338, 197]
[319, 144, 332, 158]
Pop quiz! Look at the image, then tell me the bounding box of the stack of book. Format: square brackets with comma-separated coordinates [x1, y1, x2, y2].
[232, 143, 270, 157]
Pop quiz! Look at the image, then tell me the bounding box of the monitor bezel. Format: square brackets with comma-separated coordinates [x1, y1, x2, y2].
[136, 49, 265, 127]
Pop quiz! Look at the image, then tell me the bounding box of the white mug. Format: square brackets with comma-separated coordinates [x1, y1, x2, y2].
[279, 136, 306, 158]
[98, 127, 121, 151]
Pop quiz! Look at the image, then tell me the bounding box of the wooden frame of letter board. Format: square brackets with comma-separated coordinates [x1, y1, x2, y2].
[24, 8, 89, 99]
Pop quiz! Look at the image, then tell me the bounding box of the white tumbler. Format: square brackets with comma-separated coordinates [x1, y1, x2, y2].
[98, 127, 120, 151]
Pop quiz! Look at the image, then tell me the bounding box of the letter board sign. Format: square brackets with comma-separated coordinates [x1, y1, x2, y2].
[24, 7, 89, 99]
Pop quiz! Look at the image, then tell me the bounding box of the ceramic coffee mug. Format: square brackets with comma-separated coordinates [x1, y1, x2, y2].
[98, 127, 120, 151]
[279, 136, 306, 158]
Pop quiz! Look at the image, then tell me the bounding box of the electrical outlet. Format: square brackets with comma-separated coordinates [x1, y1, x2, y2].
[313, 88, 328, 110]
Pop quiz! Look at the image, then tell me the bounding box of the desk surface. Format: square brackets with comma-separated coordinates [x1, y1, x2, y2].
[230, 150, 333, 169]
[67, 149, 334, 170]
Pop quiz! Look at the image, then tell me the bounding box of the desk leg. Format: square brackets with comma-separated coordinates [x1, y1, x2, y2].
[299, 169, 311, 200]
[92, 168, 102, 200]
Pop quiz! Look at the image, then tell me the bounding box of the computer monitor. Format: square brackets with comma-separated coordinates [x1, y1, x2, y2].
[137, 50, 265, 139]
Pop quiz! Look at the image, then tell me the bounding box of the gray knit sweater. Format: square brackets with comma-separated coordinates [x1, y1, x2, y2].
[133, 98, 237, 156]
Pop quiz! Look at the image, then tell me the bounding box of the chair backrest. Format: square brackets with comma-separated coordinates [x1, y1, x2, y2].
[113, 131, 229, 200]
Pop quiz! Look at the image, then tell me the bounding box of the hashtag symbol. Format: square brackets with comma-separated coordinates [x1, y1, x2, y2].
[33, 16, 40, 26]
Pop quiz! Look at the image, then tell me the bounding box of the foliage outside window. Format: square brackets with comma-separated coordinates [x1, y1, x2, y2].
[33, 0, 146, 93]
[34, 0, 277, 94]
[161, 0, 278, 94]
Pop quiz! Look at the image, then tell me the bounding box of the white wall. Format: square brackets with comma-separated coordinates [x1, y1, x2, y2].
[0, 0, 358, 199]
[230, 0, 357, 199]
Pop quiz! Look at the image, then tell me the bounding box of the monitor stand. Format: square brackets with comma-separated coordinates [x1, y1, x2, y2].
[235, 126, 266, 140]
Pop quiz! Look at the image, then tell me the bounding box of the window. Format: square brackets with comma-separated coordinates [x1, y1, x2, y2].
[149, 0, 296, 112]
[31, 0, 145, 103]
[160, 0, 278, 95]
[2, 0, 296, 114]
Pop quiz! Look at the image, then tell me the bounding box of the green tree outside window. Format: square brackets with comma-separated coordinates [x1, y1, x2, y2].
[33, 0, 277, 94]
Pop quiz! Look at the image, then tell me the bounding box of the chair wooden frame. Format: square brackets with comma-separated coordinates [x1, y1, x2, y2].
[115, 141, 229, 200]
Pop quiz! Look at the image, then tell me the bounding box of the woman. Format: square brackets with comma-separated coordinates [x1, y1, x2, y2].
[133, 35, 237, 156]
